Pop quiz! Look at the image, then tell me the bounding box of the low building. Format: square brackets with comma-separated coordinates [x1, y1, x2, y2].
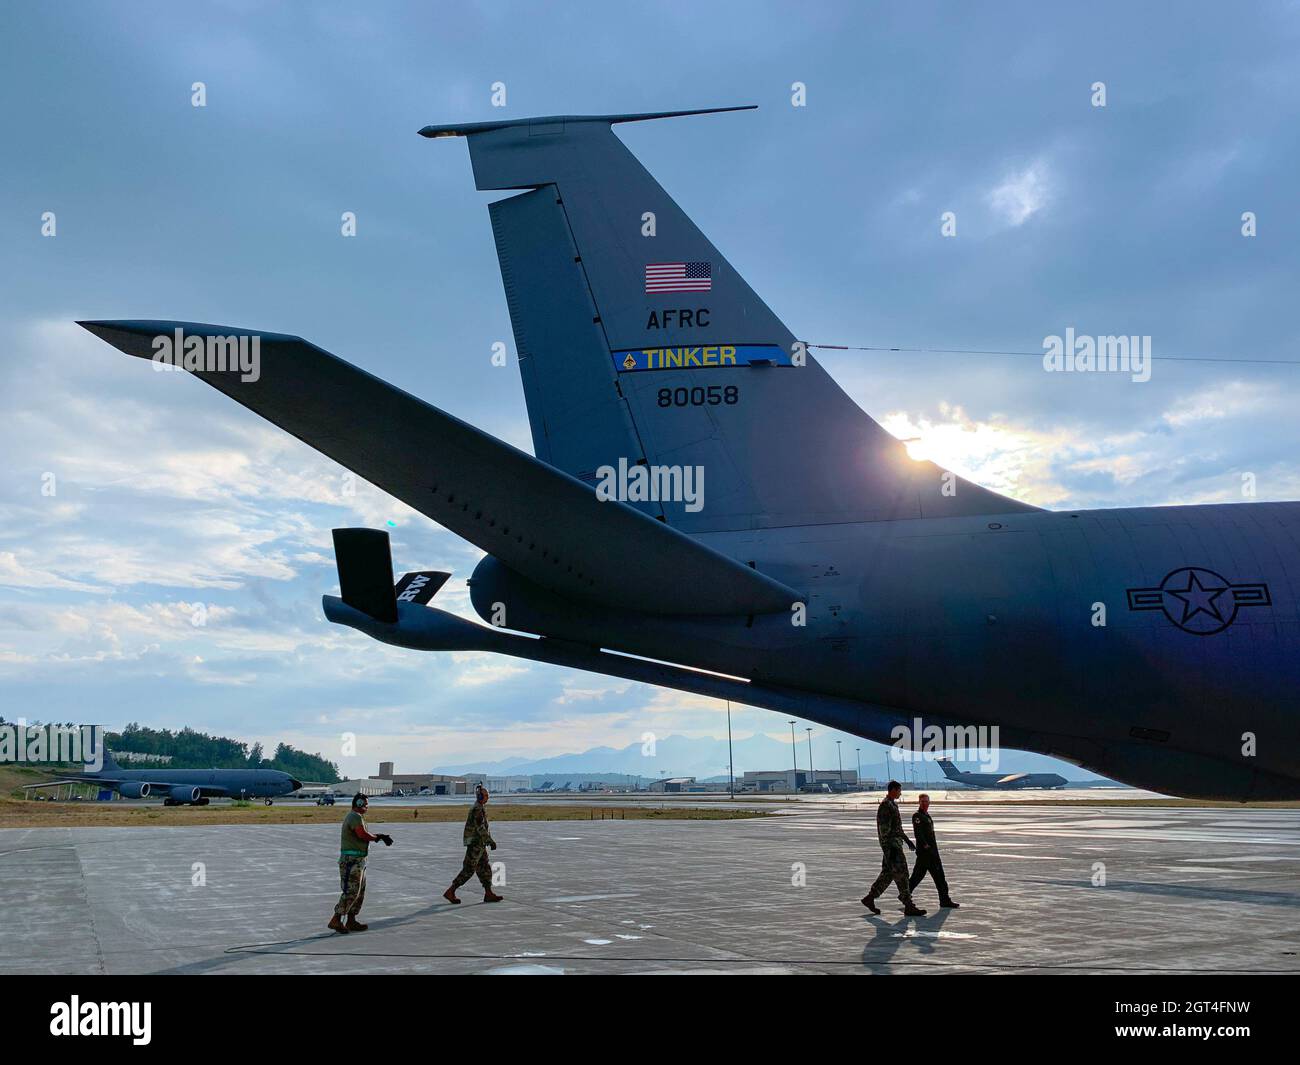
[366, 764, 471, 795]
[333, 777, 391, 797]
[112, 751, 173, 765]
[648, 776, 696, 793]
[391, 774, 469, 795]
[463, 773, 531, 794]
[741, 769, 860, 793]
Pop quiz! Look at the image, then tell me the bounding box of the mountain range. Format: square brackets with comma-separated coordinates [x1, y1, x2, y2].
[432, 733, 1104, 782]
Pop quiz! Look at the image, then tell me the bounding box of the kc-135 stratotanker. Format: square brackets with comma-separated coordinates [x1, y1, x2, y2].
[26, 748, 302, 805]
[80, 106, 1299, 800]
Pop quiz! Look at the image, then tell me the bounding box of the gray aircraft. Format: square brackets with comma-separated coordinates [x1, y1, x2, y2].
[29, 749, 302, 806]
[936, 757, 1067, 791]
[78, 107, 1299, 802]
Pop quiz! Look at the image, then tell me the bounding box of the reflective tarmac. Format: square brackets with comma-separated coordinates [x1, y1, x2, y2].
[2, 802, 1296, 974]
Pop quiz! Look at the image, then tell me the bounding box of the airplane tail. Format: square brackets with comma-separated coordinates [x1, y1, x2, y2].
[332, 527, 451, 622]
[936, 757, 963, 781]
[98, 747, 120, 774]
[426, 108, 1034, 532]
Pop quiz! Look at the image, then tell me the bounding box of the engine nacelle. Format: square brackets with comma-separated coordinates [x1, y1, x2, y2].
[118, 782, 150, 799]
[168, 785, 201, 803]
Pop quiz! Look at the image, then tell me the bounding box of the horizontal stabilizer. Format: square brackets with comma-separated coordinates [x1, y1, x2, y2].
[418, 105, 755, 139]
[80, 320, 801, 616]
[395, 570, 450, 606]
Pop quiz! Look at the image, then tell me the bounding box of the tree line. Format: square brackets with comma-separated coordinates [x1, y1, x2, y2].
[0, 719, 341, 782]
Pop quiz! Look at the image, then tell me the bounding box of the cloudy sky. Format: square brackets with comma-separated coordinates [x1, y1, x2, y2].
[2, 1, 1297, 780]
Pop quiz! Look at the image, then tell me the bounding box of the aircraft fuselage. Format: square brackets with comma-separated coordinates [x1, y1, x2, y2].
[470, 500, 1300, 800]
[74, 768, 300, 803]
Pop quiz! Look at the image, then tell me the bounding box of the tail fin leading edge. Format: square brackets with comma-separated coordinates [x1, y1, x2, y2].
[936, 758, 964, 781]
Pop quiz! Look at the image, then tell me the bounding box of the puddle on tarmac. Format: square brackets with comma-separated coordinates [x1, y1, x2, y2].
[892, 929, 977, 939]
[548, 893, 639, 902]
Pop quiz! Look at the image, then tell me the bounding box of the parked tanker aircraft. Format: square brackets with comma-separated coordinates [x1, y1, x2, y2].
[79, 106, 1299, 801]
[25, 749, 301, 805]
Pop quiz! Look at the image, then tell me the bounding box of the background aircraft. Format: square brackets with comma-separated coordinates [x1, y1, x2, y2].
[936, 757, 1067, 791]
[27, 749, 302, 806]
[80, 107, 1300, 802]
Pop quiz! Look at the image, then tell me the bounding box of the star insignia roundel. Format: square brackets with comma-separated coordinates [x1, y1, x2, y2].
[1126, 567, 1271, 635]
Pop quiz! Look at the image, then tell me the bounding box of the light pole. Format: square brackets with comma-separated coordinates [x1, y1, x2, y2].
[806, 728, 814, 786]
[836, 740, 843, 787]
[726, 700, 735, 799]
[788, 720, 798, 791]
[855, 747, 861, 788]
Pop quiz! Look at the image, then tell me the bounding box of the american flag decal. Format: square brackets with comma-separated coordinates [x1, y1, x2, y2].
[645, 261, 712, 293]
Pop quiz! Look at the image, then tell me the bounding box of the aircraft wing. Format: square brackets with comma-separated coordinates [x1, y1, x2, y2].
[26, 776, 233, 796]
[135, 780, 232, 797]
[79, 321, 801, 617]
[994, 773, 1030, 786]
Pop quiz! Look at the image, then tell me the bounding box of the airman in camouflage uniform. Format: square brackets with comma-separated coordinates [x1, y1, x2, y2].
[862, 781, 927, 916]
[328, 793, 392, 933]
[443, 784, 503, 904]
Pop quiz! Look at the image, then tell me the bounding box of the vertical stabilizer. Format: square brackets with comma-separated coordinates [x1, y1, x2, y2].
[425, 109, 1034, 531]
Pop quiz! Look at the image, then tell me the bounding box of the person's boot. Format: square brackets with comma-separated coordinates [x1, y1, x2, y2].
[345, 916, 368, 932]
[861, 894, 881, 914]
[483, 890, 504, 902]
[903, 903, 928, 916]
[940, 898, 960, 908]
[443, 886, 461, 904]
[327, 914, 349, 933]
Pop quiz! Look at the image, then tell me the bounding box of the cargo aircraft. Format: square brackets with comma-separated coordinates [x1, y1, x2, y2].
[80, 107, 1299, 801]
[936, 757, 1067, 791]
